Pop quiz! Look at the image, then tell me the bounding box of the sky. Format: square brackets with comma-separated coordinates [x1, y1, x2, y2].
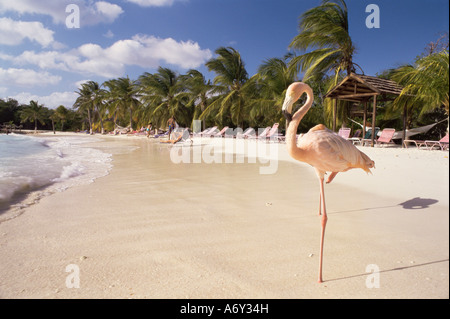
[0, 0, 448, 109]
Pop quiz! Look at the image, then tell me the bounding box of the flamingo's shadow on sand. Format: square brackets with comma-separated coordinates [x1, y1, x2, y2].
[325, 197, 444, 283]
[325, 259, 449, 283]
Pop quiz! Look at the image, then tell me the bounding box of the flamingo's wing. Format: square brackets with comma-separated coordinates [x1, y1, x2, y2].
[299, 128, 375, 175]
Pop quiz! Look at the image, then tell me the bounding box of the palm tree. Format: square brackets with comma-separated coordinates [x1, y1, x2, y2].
[54, 105, 69, 132]
[251, 54, 298, 128]
[138, 67, 191, 129]
[20, 100, 46, 133]
[47, 109, 57, 134]
[181, 69, 213, 131]
[201, 47, 252, 128]
[390, 50, 449, 121]
[74, 82, 94, 134]
[74, 81, 105, 134]
[104, 77, 141, 131]
[288, 0, 360, 81]
[288, 0, 361, 128]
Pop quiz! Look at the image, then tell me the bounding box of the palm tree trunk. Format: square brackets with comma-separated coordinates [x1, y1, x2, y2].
[129, 108, 133, 131]
[99, 113, 104, 134]
[96, 105, 104, 134]
[88, 109, 93, 134]
[34, 118, 37, 133]
[201, 101, 206, 130]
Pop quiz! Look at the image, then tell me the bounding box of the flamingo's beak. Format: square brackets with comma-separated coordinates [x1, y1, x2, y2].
[282, 94, 294, 127]
[282, 109, 292, 123]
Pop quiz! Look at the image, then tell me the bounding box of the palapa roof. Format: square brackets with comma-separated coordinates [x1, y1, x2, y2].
[325, 73, 403, 102]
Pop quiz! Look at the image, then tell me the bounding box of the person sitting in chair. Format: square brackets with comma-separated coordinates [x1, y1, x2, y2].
[160, 132, 183, 144]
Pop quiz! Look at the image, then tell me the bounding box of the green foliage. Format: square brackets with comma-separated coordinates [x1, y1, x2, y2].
[20, 100, 47, 132]
[390, 50, 449, 118]
[200, 47, 251, 128]
[288, 0, 359, 81]
[103, 77, 141, 131]
[138, 67, 191, 129]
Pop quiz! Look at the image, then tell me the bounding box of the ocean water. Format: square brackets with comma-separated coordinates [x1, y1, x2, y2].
[0, 134, 112, 217]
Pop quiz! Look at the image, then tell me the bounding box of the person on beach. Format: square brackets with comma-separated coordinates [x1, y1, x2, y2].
[146, 123, 152, 138]
[160, 128, 190, 144]
[160, 133, 183, 144]
[167, 117, 180, 138]
[167, 117, 175, 139]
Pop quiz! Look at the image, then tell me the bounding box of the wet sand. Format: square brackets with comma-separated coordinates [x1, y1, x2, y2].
[0, 134, 448, 298]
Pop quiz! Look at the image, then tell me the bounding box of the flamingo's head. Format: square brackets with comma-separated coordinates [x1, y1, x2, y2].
[282, 82, 310, 124]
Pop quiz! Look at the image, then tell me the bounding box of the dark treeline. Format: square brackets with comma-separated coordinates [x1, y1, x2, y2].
[0, 99, 83, 132]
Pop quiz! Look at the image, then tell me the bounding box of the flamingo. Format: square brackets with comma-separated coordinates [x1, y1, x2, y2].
[281, 82, 375, 283]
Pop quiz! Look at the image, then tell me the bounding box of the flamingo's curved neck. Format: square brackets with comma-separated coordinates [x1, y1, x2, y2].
[285, 92, 313, 161]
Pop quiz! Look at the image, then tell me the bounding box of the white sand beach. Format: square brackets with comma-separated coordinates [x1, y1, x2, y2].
[0, 133, 448, 299]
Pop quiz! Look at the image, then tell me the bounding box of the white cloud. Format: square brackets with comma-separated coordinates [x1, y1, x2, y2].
[103, 30, 115, 39]
[10, 35, 212, 78]
[0, 17, 55, 47]
[75, 79, 92, 89]
[0, 67, 61, 87]
[9, 91, 77, 108]
[0, 0, 123, 25]
[92, 1, 124, 23]
[125, 0, 180, 7]
[134, 35, 212, 69]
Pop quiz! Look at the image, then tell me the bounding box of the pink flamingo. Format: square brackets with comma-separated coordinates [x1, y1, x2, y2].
[282, 82, 375, 283]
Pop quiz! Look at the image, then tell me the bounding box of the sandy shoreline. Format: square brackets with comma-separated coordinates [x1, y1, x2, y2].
[0, 133, 448, 298]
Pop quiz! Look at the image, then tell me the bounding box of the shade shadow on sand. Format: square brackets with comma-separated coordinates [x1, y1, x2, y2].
[325, 259, 449, 283]
[329, 197, 439, 215]
[399, 197, 439, 210]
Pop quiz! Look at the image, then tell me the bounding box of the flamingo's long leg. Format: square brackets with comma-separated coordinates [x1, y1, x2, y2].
[318, 177, 328, 283]
[318, 192, 322, 216]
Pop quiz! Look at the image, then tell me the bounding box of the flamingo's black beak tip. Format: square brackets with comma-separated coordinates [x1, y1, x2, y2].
[282, 110, 292, 123]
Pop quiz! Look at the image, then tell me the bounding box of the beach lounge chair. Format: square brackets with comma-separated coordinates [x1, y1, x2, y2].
[224, 127, 242, 138]
[403, 139, 426, 149]
[347, 129, 362, 145]
[277, 133, 286, 143]
[193, 127, 211, 137]
[249, 126, 271, 140]
[198, 126, 218, 137]
[264, 123, 280, 140]
[264, 123, 285, 142]
[224, 127, 235, 138]
[210, 126, 229, 138]
[236, 127, 256, 139]
[424, 133, 449, 151]
[361, 127, 380, 146]
[338, 128, 351, 139]
[373, 128, 396, 146]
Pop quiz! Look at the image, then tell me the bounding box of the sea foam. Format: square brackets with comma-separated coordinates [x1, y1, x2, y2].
[0, 134, 112, 220]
